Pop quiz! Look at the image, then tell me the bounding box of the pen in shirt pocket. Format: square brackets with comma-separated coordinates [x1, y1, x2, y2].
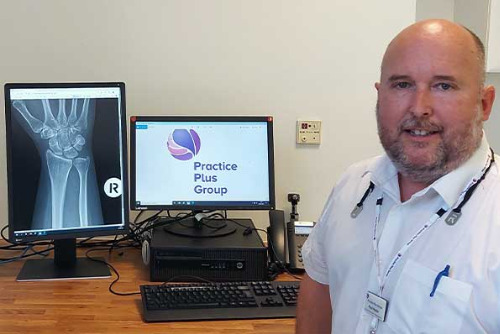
[430, 264, 450, 297]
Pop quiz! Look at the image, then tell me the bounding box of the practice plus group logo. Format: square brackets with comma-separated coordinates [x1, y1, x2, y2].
[167, 129, 201, 160]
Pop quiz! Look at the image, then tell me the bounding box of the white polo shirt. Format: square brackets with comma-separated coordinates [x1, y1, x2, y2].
[303, 136, 500, 334]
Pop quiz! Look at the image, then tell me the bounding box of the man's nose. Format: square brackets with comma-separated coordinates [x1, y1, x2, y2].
[410, 87, 433, 117]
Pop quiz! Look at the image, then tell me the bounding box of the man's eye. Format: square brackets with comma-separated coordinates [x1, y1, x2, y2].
[437, 83, 452, 90]
[395, 82, 411, 89]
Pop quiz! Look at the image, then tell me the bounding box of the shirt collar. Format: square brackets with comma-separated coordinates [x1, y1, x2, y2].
[432, 135, 491, 208]
[365, 134, 491, 206]
[364, 154, 400, 202]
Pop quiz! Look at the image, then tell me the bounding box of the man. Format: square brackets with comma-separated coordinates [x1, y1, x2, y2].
[297, 19, 498, 333]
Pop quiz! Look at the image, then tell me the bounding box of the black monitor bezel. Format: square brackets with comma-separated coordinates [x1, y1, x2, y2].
[130, 115, 276, 211]
[4, 82, 129, 243]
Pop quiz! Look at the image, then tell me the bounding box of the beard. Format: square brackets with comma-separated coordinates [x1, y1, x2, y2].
[376, 102, 484, 184]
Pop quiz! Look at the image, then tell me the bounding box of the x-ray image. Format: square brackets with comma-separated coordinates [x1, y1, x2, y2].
[12, 98, 104, 230]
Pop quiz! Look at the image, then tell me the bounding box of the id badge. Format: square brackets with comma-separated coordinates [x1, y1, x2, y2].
[364, 291, 388, 322]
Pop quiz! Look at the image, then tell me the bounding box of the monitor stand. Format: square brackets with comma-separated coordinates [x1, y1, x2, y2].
[16, 238, 111, 281]
[163, 216, 237, 238]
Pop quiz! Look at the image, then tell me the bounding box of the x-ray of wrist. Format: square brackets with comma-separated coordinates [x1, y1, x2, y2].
[12, 98, 104, 230]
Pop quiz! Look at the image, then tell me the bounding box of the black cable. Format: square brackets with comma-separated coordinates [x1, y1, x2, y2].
[200, 220, 227, 231]
[84, 243, 217, 296]
[198, 213, 230, 230]
[85, 248, 141, 296]
[79, 213, 173, 249]
[140, 213, 196, 234]
[0, 211, 178, 263]
[131, 210, 163, 231]
[201, 212, 260, 235]
[0, 244, 53, 263]
[107, 235, 120, 254]
[133, 210, 145, 225]
[1, 225, 10, 244]
[0, 225, 53, 248]
[0, 245, 35, 264]
[78, 236, 96, 244]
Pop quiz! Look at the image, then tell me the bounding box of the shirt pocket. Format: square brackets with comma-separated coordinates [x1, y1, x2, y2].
[385, 259, 472, 334]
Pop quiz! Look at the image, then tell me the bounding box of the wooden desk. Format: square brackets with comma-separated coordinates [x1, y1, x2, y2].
[0, 245, 297, 334]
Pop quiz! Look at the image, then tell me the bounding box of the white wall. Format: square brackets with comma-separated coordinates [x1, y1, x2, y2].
[417, 0, 455, 21]
[484, 73, 500, 150]
[417, 0, 500, 152]
[0, 1, 416, 235]
[454, 0, 500, 150]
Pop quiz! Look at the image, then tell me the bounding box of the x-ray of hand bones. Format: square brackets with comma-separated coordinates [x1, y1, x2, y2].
[13, 99, 103, 230]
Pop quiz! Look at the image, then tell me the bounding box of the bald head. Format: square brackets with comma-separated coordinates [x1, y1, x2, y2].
[374, 19, 496, 187]
[381, 19, 486, 87]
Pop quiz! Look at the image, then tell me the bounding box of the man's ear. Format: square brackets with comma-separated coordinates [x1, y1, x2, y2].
[481, 85, 496, 121]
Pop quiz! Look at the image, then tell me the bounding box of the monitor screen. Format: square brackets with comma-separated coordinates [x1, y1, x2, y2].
[130, 116, 275, 211]
[4, 82, 129, 243]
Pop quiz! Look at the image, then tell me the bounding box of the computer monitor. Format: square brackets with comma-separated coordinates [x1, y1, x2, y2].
[4, 82, 129, 281]
[130, 116, 275, 237]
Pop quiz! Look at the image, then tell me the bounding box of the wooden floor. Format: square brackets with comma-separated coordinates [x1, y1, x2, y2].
[0, 244, 297, 334]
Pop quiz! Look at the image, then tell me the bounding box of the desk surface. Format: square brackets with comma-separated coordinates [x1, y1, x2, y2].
[0, 243, 298, 334]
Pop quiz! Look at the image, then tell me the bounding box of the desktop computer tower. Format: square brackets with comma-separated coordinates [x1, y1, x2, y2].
[150, 218, 268, 282]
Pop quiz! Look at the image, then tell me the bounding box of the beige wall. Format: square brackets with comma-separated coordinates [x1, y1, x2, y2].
[0, 1, 416, 234]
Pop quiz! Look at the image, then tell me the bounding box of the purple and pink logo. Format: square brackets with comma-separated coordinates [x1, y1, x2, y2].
[167, 129, 201, 161]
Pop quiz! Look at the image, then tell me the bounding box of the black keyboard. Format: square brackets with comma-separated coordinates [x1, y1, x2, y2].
[140, 280, 300, 322]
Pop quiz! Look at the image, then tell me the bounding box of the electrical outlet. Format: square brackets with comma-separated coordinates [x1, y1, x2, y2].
[297, 120, 321, 144]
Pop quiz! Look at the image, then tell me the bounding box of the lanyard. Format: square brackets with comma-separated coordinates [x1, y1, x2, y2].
[372, 197, 445, 293]
[367, 149, 494, 334]
[372, 148, 494, 293]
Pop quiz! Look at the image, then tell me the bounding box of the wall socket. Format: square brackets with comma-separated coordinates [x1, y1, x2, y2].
[296, 120, 321, 144]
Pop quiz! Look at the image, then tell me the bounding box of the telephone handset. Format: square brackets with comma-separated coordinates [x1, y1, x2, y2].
[268, 209, 288, 265]
[268, 194, 315, 272]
